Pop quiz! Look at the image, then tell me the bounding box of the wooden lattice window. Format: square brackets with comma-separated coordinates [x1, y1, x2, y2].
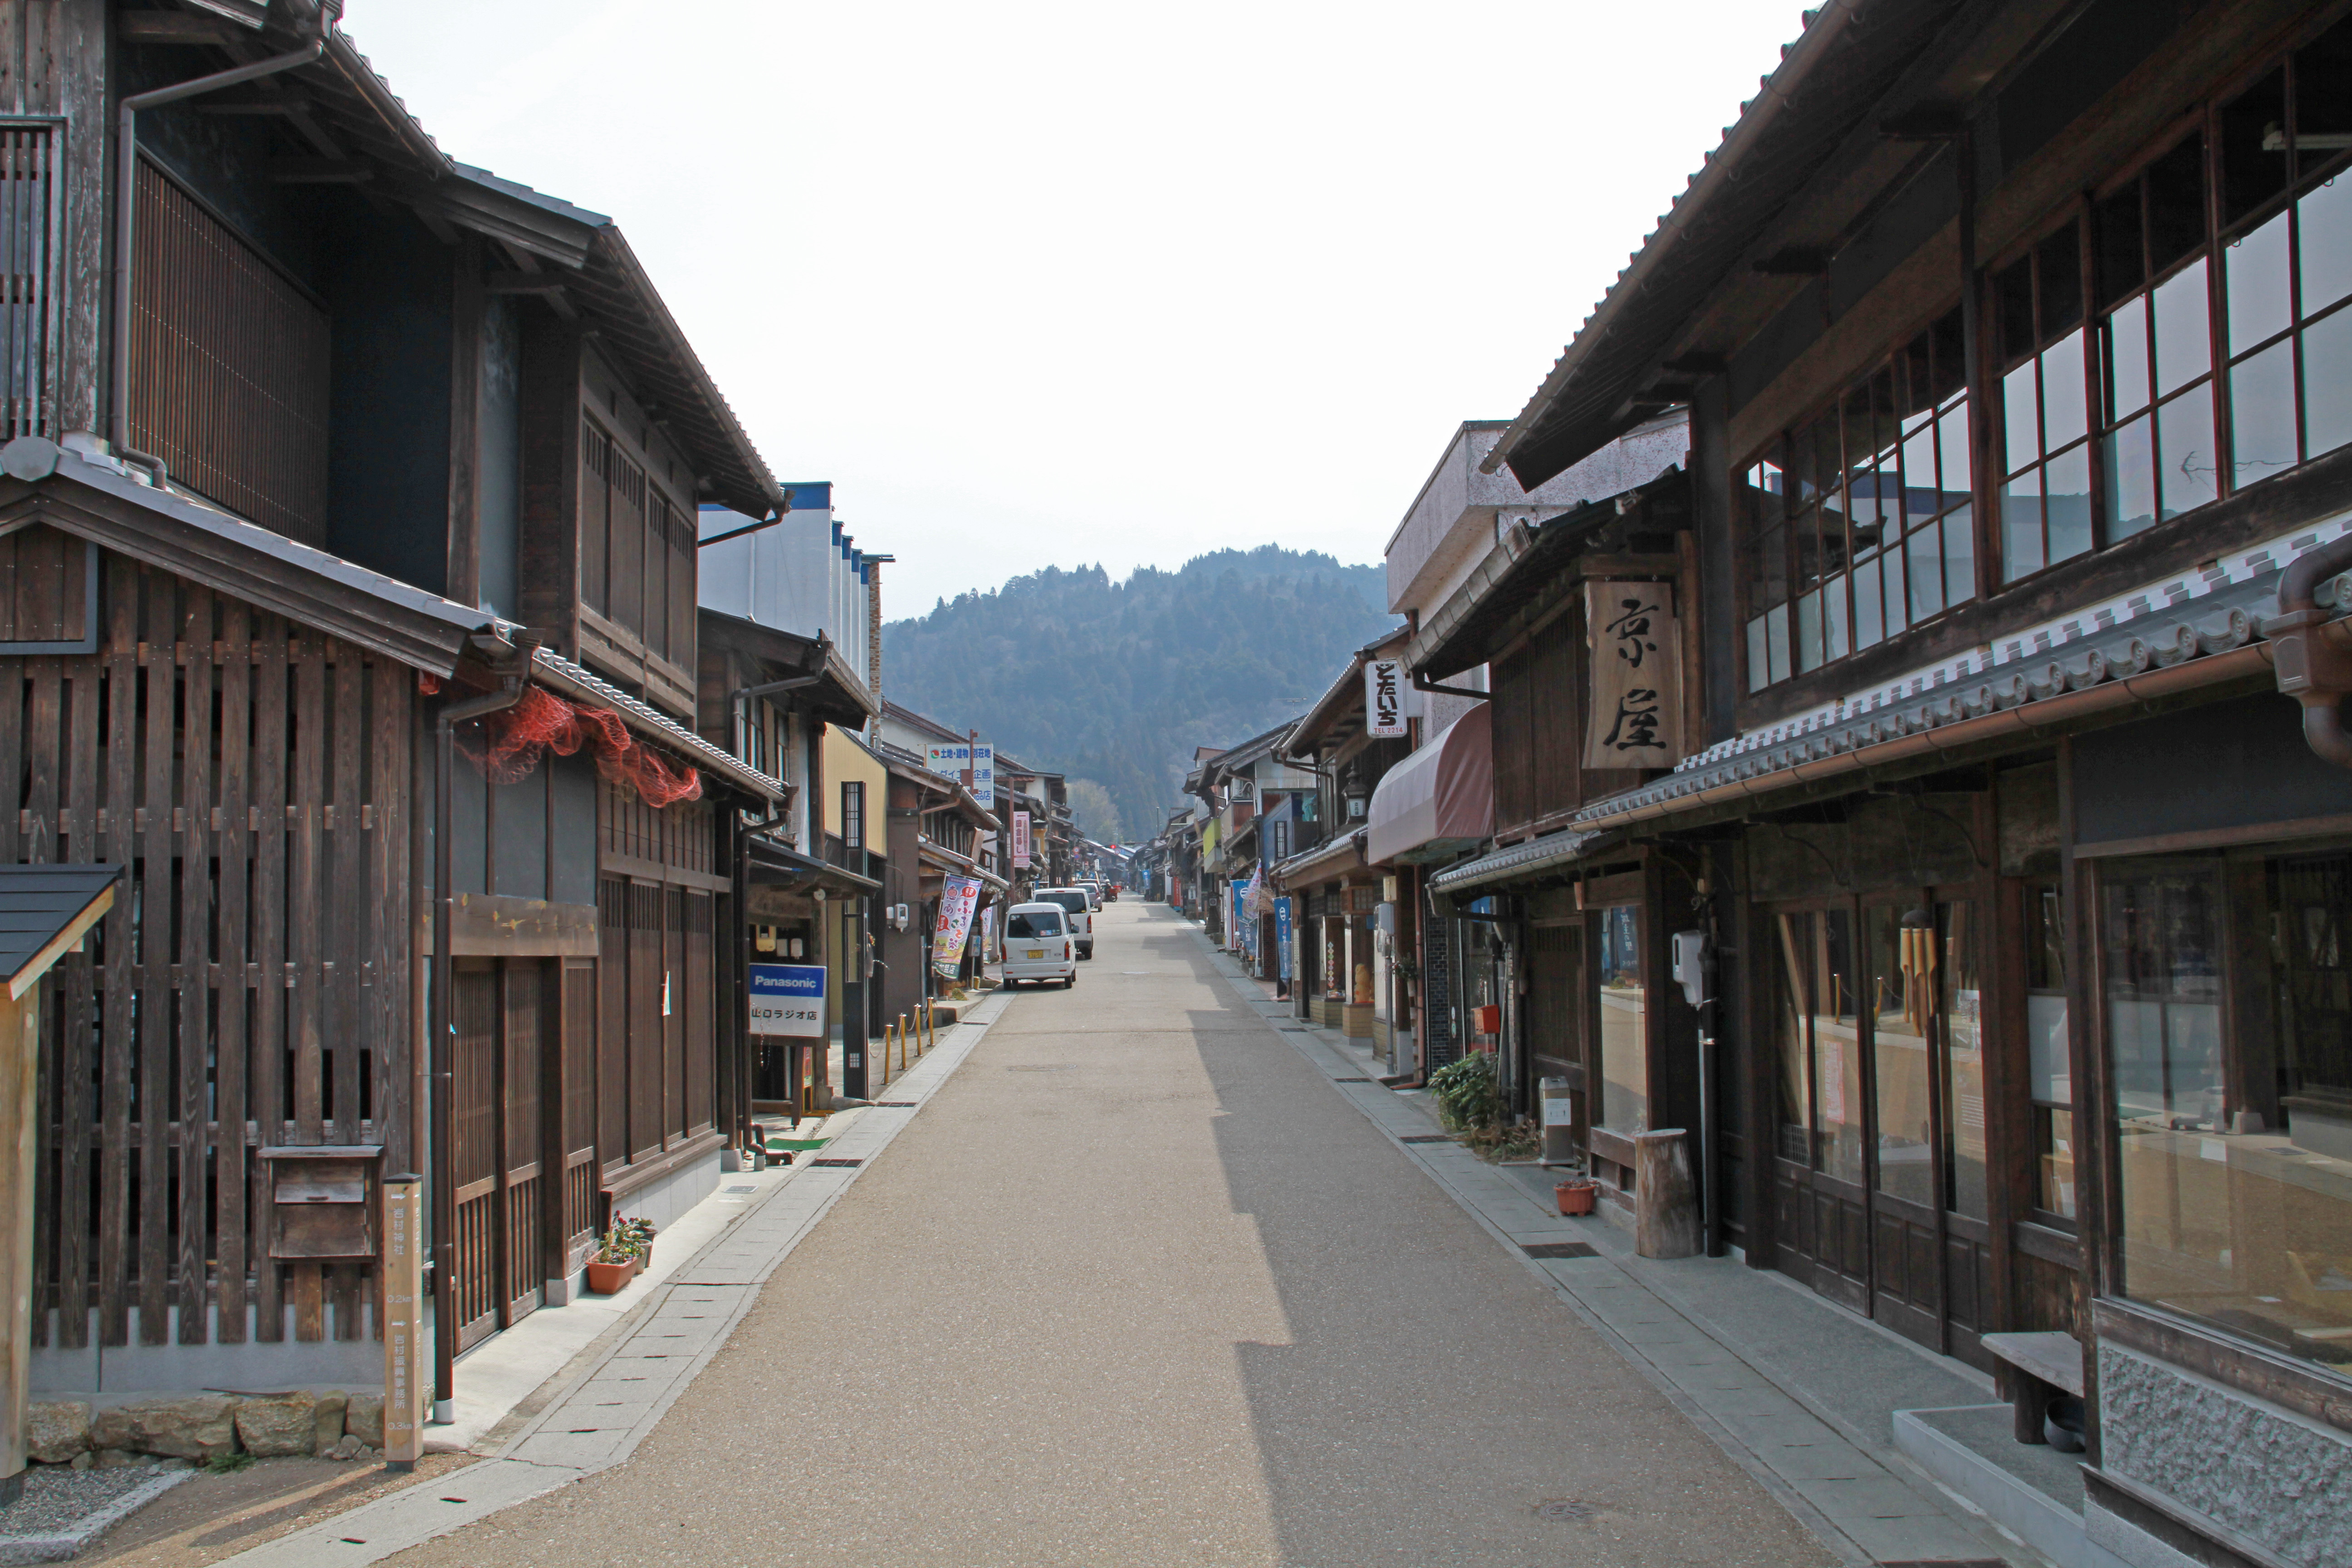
[0, 121, 64, 441]
[128, 160, 330, 545]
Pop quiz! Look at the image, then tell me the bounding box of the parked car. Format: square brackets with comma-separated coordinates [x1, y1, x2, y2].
[1033, 887, 1096, 958]
[1001, 903, 1078, 988]
[1076, 880, 1105, 910]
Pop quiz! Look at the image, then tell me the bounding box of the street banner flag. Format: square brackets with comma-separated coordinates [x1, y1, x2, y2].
[1012, 809, 1032, 868]
[933, 876, 982, 979]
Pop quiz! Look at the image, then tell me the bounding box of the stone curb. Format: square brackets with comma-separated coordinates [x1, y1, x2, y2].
[211, 995, 1014, 1568]
[0, 1468, 193, 1565]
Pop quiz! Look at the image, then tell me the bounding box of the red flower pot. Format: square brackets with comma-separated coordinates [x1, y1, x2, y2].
[1555, 1180, 1597, 1217]
[585, 1258, 635, 1294]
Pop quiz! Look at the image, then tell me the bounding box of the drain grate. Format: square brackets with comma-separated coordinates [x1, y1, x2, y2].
[809, 1157, 863, 1168]
[1534, 1498, 1595, 1522]
[1331, 1077, 1371, 1083]
[874, 1102, 919, 1108]
[1521, 1241, 1599, 1260]
[1399, 1134, 1452, 1144]
[723, 1184, 756, 1193]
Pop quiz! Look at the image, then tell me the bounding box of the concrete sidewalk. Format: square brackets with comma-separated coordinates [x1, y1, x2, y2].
[214, 990, 1014, 1568]
[1182, 926, 2047, 1568]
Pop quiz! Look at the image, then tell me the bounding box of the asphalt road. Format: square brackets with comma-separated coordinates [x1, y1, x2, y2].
[390, 902, 1831, 1568]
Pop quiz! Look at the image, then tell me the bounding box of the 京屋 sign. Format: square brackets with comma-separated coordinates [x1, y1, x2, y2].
[1583, 581, 1681, 768]
[1364, 659, 1407, 739]
[748, 963, 826, 1037]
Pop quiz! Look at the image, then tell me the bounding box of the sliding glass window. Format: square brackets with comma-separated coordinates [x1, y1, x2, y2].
[1742, 309, 1973, 693]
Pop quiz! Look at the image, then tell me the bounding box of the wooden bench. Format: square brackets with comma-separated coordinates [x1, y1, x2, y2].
[1982, 1331, 2085, 1444]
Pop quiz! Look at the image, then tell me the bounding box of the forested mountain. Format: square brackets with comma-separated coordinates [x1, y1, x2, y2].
[882, 547, 1400, 842]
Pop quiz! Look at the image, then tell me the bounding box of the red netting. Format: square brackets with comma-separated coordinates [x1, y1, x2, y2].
[451, 683, 701, 807]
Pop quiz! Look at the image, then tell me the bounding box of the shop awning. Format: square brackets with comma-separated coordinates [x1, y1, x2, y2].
[1428, 829, 1609, 899]
[1366, 705, 1493, 867]
[747, 838, 879, 897]
[1268, 828, 1365, 892]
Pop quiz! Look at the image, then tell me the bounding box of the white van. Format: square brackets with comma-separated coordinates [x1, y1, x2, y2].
[1001, 903, 1078, 987]
[1032, 887, 1096, 958]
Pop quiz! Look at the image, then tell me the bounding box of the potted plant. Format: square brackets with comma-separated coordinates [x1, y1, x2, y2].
[1554, 1173, 1599, 1216]
[616, 1215, 657, 1271]
[584, 1227, 640, 1294]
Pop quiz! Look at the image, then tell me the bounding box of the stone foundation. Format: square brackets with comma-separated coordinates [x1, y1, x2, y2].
[2093, 1340, 2352, 1567]
[25, 1388, 388, 1468]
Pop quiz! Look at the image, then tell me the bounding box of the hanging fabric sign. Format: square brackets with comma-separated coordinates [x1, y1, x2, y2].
[1583, 581, 1682, 769]
[1012, 810, 1032, 868]
[1364, 659, 1407, 739]
[932, 876, 982, 979]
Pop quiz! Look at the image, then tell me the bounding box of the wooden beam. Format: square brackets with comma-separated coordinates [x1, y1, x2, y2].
[486, 271, 569, 296]
[270, 158, 372, 184]
[118, 14, 243, 44]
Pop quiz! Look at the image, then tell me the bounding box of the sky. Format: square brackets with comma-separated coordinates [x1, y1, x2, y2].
[342, 1, 1804, 615]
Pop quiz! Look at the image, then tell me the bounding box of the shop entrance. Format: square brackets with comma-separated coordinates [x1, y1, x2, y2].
[1767, 896, 1992, 1363]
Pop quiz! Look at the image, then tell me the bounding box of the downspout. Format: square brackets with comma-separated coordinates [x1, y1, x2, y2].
[2269, 537, 2352, 766]
[112, 35, 326, 475]
[431, 683, 521, 1422]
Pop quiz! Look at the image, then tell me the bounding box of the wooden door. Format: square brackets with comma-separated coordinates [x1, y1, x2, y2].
[450, 963, 502, 1352]
[1767, 906, 1872, 1313]
[552, 958, 600, 1284]
[1862, 900, 1942, 1348]
[500, 963, 547, 1323]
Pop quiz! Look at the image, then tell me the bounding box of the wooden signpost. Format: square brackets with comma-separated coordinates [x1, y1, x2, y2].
[382, 1174, 426, 1469]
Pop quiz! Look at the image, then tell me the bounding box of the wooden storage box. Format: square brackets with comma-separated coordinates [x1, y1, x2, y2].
[263, 1146, 383, 1259]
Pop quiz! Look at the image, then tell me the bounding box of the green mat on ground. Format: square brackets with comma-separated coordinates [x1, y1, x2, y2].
[763, 1136, 829, 1151]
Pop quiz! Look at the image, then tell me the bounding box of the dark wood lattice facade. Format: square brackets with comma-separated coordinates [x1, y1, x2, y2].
[5, 544, 412, 1348]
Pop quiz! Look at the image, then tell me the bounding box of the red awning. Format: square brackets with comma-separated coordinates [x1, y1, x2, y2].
[1365, 705, 1492, 867]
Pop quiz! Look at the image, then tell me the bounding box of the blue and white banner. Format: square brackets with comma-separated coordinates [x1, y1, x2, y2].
[748, 963, 826, 1037]
[1275, 897, 1294, 980]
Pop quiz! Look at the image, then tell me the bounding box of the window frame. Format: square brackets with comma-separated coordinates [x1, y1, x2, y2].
[1738, 303, 1977, 696]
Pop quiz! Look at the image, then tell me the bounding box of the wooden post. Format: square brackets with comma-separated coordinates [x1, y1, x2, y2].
[381, 1175, 425, 1471]
[0, 989, 39, 1503]
[1633, 1129, 1702, 1260]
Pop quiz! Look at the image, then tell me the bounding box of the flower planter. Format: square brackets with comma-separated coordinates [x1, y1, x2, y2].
[1555, 1179, 1598, 1217]
[584, 1258, 636, 1295]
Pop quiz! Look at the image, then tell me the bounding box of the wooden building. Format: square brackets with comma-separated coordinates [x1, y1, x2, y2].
[1441, 3, 2352, 1562]
[0, 0, 788, 1397]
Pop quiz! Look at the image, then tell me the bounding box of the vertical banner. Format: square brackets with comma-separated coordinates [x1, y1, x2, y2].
[1012, 810, 1032, 868]
[1584, 581, 1682, 768]
[932, 876, 982, 978]
[1275, 896, 1294, 980]
[382, 1175, 425, 1469]
[1364, 658, 1407, 739]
